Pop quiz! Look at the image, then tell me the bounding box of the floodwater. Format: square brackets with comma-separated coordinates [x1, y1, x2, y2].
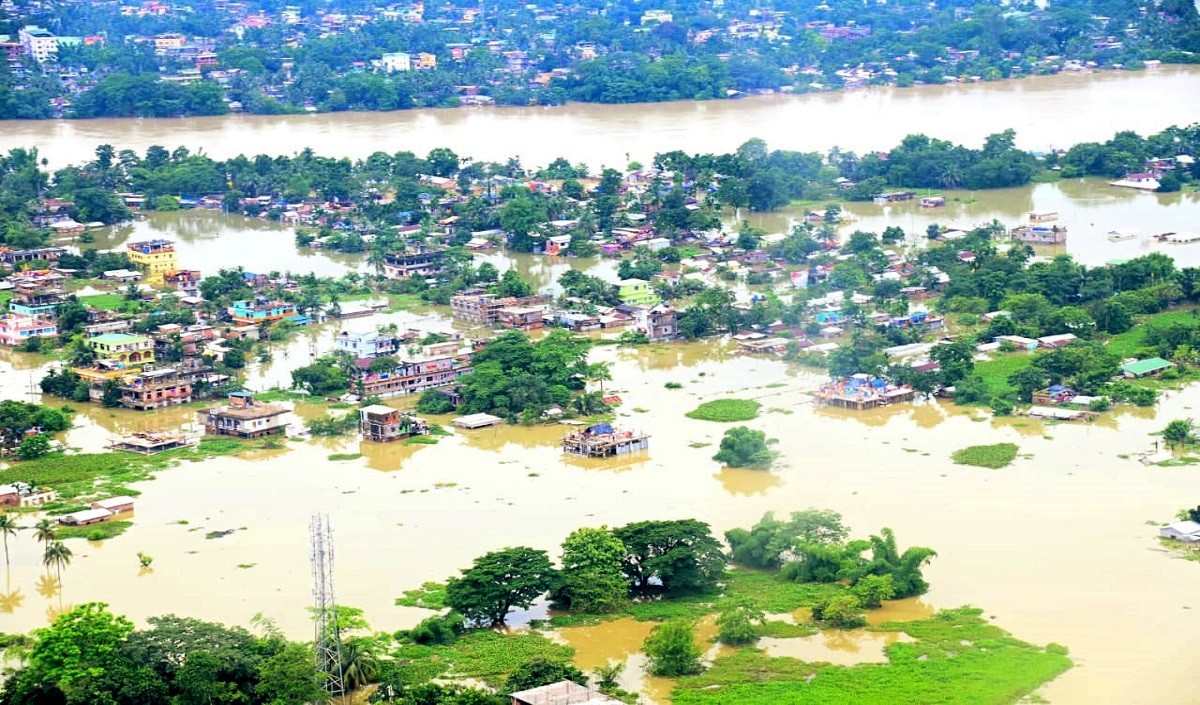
[1, 67, 1198, 169]
[742, 178, 1200, 267]
[2, 68, 1200, 703]
[76, 211, 620, 291]
[2, 333, 1200, 704]
[758, 629, 914, 665]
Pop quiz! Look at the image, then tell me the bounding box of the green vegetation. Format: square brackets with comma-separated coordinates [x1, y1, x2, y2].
[686, 399, 761, 422]
[76, 293, 127, 311]
[395, 582, 449, 610]
[327, 453, 362, 461]
[644, 621, 703, 677]
[54, 520, 133, 542]
[952, 443, 1020, 469]
[672, 608, 1072, 705]
[406, 436, 439, 445]
[713, 426, 778, 469]
[390, 630, 574, 688]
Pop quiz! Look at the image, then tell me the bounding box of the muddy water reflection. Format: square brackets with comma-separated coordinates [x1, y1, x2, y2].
[759, 629, 914, 665]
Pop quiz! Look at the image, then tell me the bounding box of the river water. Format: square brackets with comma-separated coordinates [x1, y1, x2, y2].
[2, 66, 1199, 170]
[3, 70, 1200, 704]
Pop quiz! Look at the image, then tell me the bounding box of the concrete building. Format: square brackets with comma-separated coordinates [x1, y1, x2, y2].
[19, 25, 57, 62]
[0, 313, 57, 346]
[199, 391, 289, 438]
[126, 239, 177, 283]
[88, 333, 155, 368]
[380, 51, 412, 72]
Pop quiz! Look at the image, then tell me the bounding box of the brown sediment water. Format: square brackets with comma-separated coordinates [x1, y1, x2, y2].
[3, 68, 1199, 170]
[2, 320, 1199, 704]
[758, 629, 915, 666]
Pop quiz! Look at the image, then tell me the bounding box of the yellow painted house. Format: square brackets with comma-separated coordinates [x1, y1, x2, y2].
[127, 239, 177, 283]
[87, 333, 155, 368]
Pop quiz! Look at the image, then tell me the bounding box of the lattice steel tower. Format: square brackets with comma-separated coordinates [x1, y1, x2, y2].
[310, 514, 345, 698]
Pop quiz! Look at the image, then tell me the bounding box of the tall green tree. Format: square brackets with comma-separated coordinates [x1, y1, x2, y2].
[445, 547, 557, 627]
[552, 527, 627, 613]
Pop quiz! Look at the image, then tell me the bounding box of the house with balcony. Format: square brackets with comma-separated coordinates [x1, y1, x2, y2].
[127, 239, 177, 283]
[0, 313, 57, 346]
[383, 249, 444, 280]
[119, 366, 193, 410]
[88, 333, 155, 368]
[199, 391, 289, 438]
[451, 290, 552, 326]
[352, 341, 474, 398]
[359, 404, 429, 442]
[229, 298, 299, 325]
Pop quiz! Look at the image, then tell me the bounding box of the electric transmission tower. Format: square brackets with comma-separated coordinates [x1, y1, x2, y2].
[310, 514, 345, 699]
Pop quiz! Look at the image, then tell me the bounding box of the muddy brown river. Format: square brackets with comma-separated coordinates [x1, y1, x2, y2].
[2, 66, 1199, 170]
[3, 70, 1200, 703]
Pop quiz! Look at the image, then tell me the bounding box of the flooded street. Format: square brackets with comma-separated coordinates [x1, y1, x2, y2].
[1, 67, 1198, 169]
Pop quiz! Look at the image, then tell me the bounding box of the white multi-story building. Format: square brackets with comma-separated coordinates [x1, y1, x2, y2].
[380, 51, 412, 72]
[19, 25, 57, 62]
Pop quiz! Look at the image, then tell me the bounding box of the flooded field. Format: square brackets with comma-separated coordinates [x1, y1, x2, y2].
[2, 326, 1200, 703]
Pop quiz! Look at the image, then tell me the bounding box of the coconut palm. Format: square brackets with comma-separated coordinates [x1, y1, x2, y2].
[32, 518, 55, 546]
[43, 541, 72, 581]
[585, 362, 613, 394]
[340, 640, 379, 691]
[0, 514, 19, 569]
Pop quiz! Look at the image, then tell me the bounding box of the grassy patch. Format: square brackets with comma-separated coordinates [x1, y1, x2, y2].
[0, 453, 153, 505]
[406, 436, 439, 445]
[686, 399, 762, 422]
[395, 581, 449, 610]
[971, 354, 1030, 399]
[54, 520, 133, 541]
[78, 293, 127, 311]
[689, 442, 711, 449]
[952, 443, 1019, 469]
[672, 607, 1071, 705]
[328, 453, 362, 461]
[393, 630, 574, 688]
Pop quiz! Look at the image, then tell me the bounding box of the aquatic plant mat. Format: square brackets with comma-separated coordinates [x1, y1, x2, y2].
[685, 399, 762, 422]
[952, 443, 1019, 469]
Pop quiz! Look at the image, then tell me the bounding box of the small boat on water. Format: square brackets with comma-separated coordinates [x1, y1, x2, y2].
[1107, 230, 1139, 242]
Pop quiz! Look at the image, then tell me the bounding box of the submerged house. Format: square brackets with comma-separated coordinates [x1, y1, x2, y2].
[814, 374, 916, 410]
[1159, 520, 1200, 543]
[359, 405, 429, 442]
[198, 391, 289, 438]
[562, 423, 649, 458]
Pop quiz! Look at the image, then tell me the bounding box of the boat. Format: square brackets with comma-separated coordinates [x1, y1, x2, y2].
[1107, 230, 1139, 242]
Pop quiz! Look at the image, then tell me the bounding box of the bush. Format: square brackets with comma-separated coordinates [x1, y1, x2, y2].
[716, 599, 764, 646]
[17, 434, 51, 460]
[664, 382, 683, 389]
[989, 397, 1014, 416]
[503, 657, 586, 693]
[644, 621, 703, 677]
[400, 613, 466, 645]
[811, 594, 866, 629]
[686, 399, 761, 422]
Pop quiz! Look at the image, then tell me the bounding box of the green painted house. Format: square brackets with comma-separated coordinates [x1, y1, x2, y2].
[617, 278, 660, 306]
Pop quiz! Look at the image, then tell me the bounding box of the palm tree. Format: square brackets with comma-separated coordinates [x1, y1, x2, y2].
[0, 514, 19, 569]
[43, 541, 72, 581]
[33, 518, 55, 546]
[585, 362, 613, 394]
[340, 640, 379, 691]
